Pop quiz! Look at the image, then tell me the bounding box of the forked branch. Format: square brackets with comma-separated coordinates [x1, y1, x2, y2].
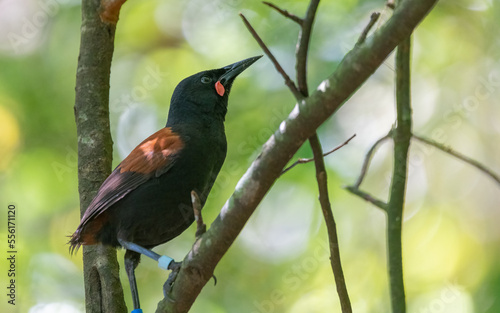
[281, 134, 356, 175]
[413, 135, 500, 185]
[156, 1, 439, 312]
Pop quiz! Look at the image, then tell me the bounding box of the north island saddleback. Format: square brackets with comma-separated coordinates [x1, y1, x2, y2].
[69, 56, 262, 312]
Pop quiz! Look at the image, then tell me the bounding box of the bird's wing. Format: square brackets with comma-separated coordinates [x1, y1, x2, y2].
[78, 127, 185, 229]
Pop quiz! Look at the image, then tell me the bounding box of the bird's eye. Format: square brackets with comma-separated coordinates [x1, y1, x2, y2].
[201, 76, 212, 84]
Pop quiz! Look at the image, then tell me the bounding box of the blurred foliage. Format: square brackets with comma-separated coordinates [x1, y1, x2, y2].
[0, 0, 499, 312]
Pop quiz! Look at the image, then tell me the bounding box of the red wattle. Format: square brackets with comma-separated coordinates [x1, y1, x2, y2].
[215, 81, 225, 96]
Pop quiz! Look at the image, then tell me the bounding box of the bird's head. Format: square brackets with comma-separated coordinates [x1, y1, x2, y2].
[167, 56, 262, 126]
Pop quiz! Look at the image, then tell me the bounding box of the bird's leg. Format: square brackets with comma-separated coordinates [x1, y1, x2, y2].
[191, 190, 206, 238]
[118, 239, 174, 270]
[191, 191, 218, 287]
[119, 240, 181, 307]
[124, 250, 141, 312]
[161, 191, 210, 297]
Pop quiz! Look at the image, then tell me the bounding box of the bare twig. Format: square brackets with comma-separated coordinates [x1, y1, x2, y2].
[295, 0, 320, 96]
[413, 135, 500, 185]
[356, 12, 381, 46]
[244, 2, 352, 308]
[353, 130, 392, 188]
[239, 13, 302, 99]
[263, 1, 303, 25]
[344, 186, 388, 211]
[309, 134, 353, 313]
[281, 134, 356, 175]
[291, 0, 352, 311]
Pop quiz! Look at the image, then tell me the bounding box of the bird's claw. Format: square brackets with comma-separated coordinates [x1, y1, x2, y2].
[168, 260, 181, 271]
[163, 261, 182, 297]
[212, 274, 217, 286]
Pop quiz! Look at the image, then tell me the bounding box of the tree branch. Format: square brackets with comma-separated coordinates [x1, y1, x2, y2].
[344, 186, 388, 211]
[386, 32, 412, 313]
[413, 135, 500, 185]
[155, 1, 438, 312]
[263, 1, 303, 25]
[295, 0, 320, 96]
[356, 12, 381, 46]
[74, 0, 127, 312]
[239, 14, 302, 99]
[267, 0, 353, 308]
[353, 130, 392, 188]
[281, 134, 356, 175]
[309, 134, 352, 313]
[345, 130, 391, 211]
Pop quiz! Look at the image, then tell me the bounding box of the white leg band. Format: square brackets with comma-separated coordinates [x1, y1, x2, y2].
[158, 255, 173, 270]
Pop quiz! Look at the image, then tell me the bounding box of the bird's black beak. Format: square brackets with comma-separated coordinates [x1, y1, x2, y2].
[218, 55, 262, 86]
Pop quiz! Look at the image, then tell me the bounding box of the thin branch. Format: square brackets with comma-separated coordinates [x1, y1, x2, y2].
[413, 135, 500, 185]
[156, 1, 439, 311]
[356, 12, 381, 46]
[290, 0, 352, 310]
[263, 1, 303, 25]
[309, 134, 352, 313]
[239, 13, 302, 99]
[281, 134, 356, 175]
[344, 186, 388, 211]
[245, 2, 352, 310]
[296, 0, 320, 96]
[353, 130, 392, 188]
[386, 31, 412, 313]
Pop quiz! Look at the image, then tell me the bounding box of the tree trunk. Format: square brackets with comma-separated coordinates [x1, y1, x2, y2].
[74, 0, 127, 312]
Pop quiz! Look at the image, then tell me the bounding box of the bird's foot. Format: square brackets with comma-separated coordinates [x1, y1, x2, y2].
[168, 260, 181, 271]
[163, 261, 182, 297]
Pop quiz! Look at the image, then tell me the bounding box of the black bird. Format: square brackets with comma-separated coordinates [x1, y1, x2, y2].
[69, 56, 261, 312]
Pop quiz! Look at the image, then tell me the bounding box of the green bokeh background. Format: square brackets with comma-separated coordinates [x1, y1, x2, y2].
[0, 0, 499, 312]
